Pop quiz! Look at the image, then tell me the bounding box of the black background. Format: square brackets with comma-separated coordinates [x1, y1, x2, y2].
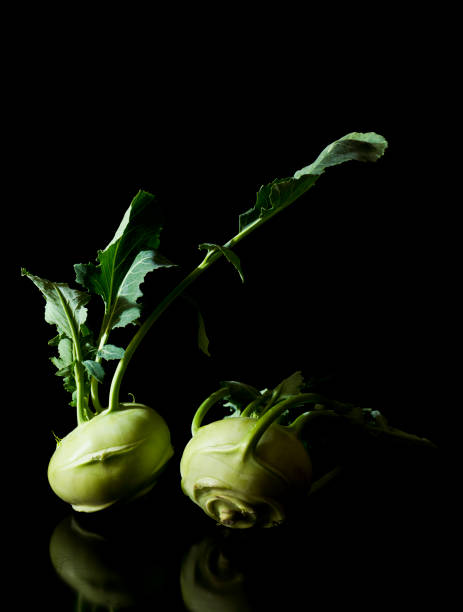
[10, 11, 452, 610]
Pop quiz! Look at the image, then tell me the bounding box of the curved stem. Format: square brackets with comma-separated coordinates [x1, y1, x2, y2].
[287, 408, 337, 436]
[241, 393, 329, 460]
[241, 395, 269, 418]
[107, 210, 287, 413]
[259, 386, 284, 416]
[108, 261, 209, 411]
[191, 387, 230, 436]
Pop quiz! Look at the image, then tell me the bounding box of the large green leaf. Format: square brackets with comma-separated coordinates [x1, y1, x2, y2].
[22, 269, 92, 404]
[239, 132, 388, 232]
[21, 269, 90, 337]
[75, 190, 175, 330]
[105, 249, 173, 329]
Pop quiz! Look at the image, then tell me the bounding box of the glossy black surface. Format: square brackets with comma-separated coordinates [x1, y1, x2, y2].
[12, 63, 450, 609]
[17, 439, 443, 611]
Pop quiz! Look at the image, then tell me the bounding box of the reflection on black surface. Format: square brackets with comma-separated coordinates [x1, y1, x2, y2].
[179, 440, 443, 611]
[46, 441, 442, 611]
[179, 514, 359, 611]
[181, 535, 252, 611]
[49, 513, 173, 609]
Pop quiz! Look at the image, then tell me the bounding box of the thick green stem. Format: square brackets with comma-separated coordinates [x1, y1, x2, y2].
[240, 393, 328, 460]
[90, 372, 103, 413]
[241, 388, 283, 419]
[241, 395, 269, 417]
[108, 259, 213, 412]
[191, 387, 230, 435]
[55, 287, 89, 425]
[107, 210, 288, 413]
[222, 218, 261, 249]
[90, 328, 109, 413]
[288, 408, 338, 436]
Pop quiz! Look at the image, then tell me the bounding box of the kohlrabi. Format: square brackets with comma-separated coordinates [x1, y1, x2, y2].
[23, 132, 388, 512]
[180, 373, 437, 528]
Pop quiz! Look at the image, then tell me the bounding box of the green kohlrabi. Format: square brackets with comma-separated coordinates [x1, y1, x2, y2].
[23, 132, 388, 512]
[180, 373, 437, 528]
[48, 403, 173, 512]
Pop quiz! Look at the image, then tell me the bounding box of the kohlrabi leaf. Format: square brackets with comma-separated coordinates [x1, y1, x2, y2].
[83, 360, 105, 383]
[199, 243, 244, 282]
[21, 269, 90, 338]
[74, 190, 175, 331]
[239, 132, 388, 232]
[50, 337, 74, 372]
[277, 371, 305, 397]
[197, 310, 211, 357]
[180, 293, 212, 357]
[48, 334, 62, 347]
[22, 269, 94, 404]
[103, 249, 173, 330]
[97, 344, 125, 360]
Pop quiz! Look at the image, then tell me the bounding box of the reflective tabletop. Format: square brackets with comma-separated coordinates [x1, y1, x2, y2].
[17, 441, 444, 611]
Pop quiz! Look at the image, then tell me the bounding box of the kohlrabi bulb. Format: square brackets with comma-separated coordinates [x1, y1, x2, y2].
[180, 416, 312, 529]
[48, 403, 174, 512]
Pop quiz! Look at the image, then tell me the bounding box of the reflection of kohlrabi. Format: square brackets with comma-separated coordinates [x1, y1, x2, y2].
[181, 536, 252, 612]
[181, 373, 437, 529]
[23, 132, 388, 512]
[49, 514, 170, 607]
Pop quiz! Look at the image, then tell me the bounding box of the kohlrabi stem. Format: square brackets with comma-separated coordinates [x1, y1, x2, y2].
[191, 387, 230, 435]
[107, 211, 292, 412]
[241, 393, 328, 460]
[240, 387, 283, 419]
[90, 372, 103, 413]
[55, 286, 89, 425]
[90, 328, 109, 413]
[288, 408, 338, 436]
[241, 395, 269, 417]
[108, 258, 216, 412]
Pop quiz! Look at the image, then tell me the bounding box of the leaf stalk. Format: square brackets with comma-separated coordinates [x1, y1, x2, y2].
[54, 286, 90, 425]
[240, 393, 329, 461]
[106, 133, 388, 410]
[106, 201, 310, 411]
[108, 257, 213, 412]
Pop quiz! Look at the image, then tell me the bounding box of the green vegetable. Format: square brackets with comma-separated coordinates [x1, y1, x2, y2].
[180, 373, 316, 528]
[48, 403, 173, 511]
[180, 373, 437, 528]
[181, 417, 313, 528]
[22, 132, 388, 512]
